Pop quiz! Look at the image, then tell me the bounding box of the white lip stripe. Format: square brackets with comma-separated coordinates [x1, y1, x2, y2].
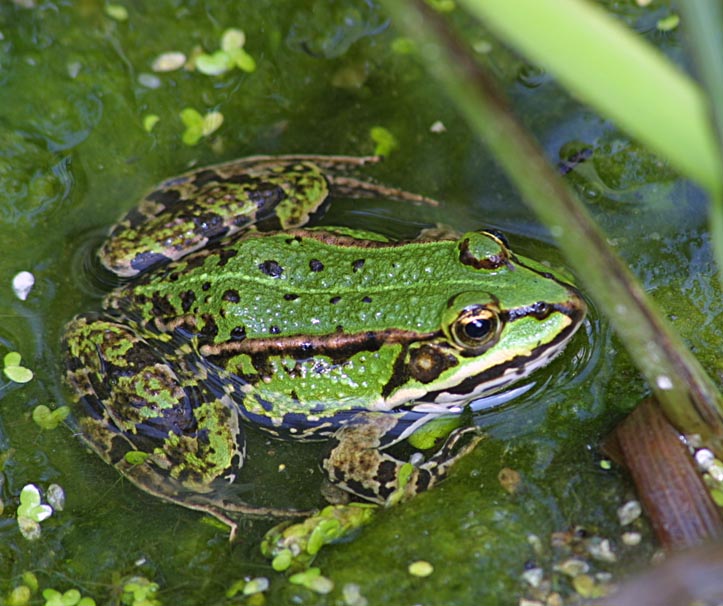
[372, 333, 574, 413]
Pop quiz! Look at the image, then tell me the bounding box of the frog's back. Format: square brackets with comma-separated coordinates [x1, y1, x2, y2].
[117, 228, 573, 341]
[106, 228, 584, 436]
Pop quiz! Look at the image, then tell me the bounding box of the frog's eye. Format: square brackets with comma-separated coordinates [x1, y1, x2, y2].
[449, 304, 502, 353]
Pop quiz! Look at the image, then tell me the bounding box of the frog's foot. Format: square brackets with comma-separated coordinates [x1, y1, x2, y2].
[116, 458, 315, 541]
[327, 175, 439, 207]
[322, 413, 483, 506]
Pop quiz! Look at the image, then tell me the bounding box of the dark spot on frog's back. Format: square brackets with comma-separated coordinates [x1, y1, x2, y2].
[409, 344, 458, 383]
[222, 289, 240, 303]
[259, 260, 283, 277]
[231, 326, 246, 340]
[352, 259, 365, 272]
[309, 259, 324, 272]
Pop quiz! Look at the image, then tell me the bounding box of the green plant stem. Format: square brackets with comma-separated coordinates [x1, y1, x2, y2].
[380, 0, 723, 451]
[677, 1, 723, 287]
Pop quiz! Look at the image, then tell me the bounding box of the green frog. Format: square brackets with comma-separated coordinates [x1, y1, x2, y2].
[63, 154, 586, 538]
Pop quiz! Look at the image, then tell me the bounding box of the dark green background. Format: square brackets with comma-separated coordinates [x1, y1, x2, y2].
[0, 1, 719, 604]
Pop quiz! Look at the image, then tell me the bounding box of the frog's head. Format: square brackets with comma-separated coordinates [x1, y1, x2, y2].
[389, 230, 587, 407]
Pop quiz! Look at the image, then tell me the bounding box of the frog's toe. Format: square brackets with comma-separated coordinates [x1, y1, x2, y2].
[420, 426, 484, 479]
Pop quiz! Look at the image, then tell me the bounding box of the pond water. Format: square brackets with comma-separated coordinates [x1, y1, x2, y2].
[0, 1, 719, 605]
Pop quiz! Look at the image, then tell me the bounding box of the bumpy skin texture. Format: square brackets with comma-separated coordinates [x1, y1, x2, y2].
[63, 155, 587, 535]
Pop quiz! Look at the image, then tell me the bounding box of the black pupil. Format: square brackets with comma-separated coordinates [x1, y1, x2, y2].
[464, 318, 492, 340]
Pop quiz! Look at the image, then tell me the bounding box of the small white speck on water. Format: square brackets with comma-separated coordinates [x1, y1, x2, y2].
[12, 271, 34, 301]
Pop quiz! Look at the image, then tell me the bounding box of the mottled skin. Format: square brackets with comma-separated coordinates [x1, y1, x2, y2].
[63, 155, 586, 538]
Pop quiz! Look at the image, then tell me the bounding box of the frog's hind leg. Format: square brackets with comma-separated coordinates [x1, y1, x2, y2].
[63, 314, 304, 539]
[322, 412, 482, 506]
[285, 153, 439, 207]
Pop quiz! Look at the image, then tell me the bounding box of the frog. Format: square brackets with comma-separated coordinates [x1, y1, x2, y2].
[63, 154, 587, 539]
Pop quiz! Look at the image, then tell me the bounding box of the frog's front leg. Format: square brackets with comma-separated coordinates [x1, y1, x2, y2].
[322, 413, 482, 506]
[64, 314, 303, 538]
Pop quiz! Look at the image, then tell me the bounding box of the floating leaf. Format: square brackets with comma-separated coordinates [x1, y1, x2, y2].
[225, 580, 246, 599]
[271, 548, 293, 571]
[289, 568, 334, 594]
[370, 126, 398, 157]
[17, 516, 41, 541]
[32, 405, 70, 430]
[3, 352, 33, 384]
[151, 51, 186, 72]
[409, 560, 434, 577]
[18, 484, 53, 522]
[104, 3, 128, 21]
[407, 414, 462, 449]
[124, 451, 150, 465]
[227, 47, 256, 72]
[242, 577, 269, 596]
[221, 28, 246, 52]
[22, 571, 39, 592]
[4, 366, 33, 383]
[8, 584, 32, 606]
[195, 50, 233, 76]
[180, 107, 203, 127]
[4, 352, 22, 367]
[46, 484, 65, 511]
[201, 111, 224, 136]
[142, 114, 160, 132]
[41, 588, 96, 606]
[122, 577, 160, 606]
[262, 503, 375, 570]
[180, 108, 204, 146]
[137, 73, 161, 89]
